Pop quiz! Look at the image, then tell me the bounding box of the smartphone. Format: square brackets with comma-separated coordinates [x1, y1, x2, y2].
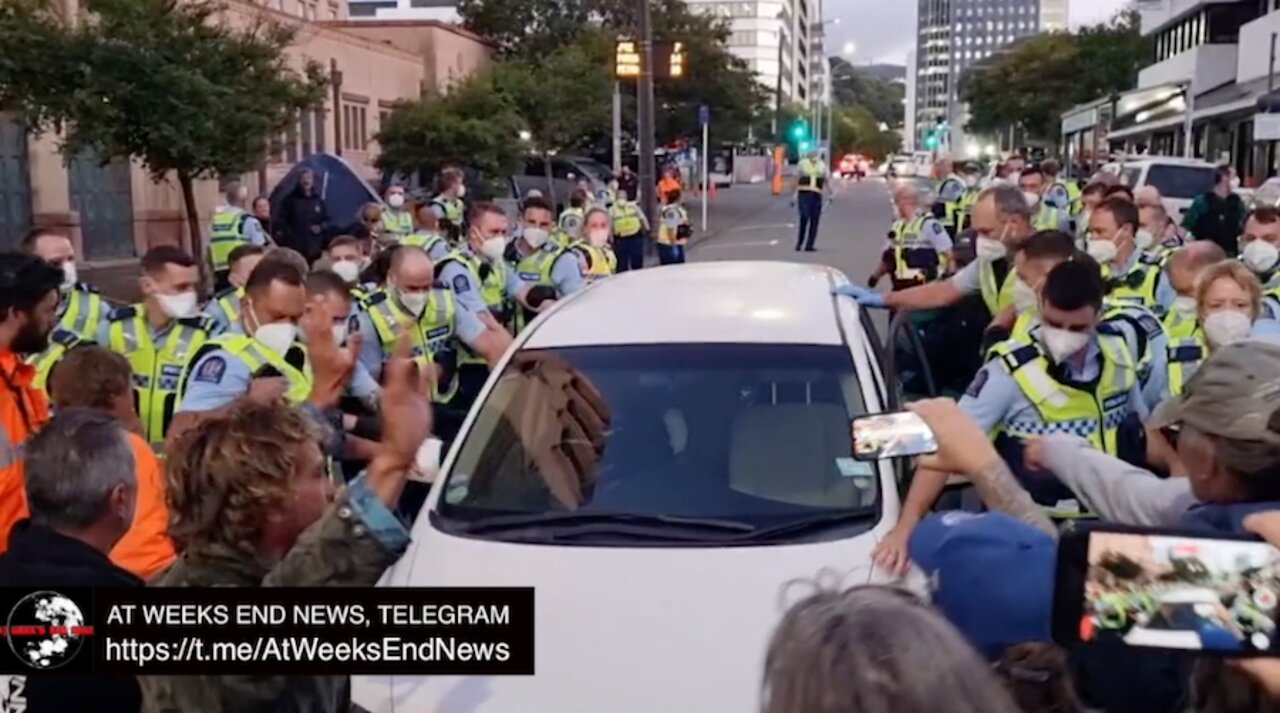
[1054, 526, 1280, 655]
[850, 411, 938, 461]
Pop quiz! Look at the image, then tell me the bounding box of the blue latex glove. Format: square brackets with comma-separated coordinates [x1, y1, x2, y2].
[832, 284, 887, 308]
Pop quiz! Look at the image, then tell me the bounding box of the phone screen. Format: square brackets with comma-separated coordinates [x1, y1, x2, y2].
[1067, 530, 1280, 654]
[851, 412, 937, 461]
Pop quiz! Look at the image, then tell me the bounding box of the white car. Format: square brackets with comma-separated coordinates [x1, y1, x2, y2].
[353, 261, 922, 713]
[1100, 157, 1217, 223]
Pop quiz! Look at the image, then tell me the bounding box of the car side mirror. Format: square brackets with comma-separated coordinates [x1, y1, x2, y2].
[411, 438, 445, 483]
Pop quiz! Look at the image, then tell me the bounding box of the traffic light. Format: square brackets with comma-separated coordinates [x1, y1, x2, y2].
[923, 133, 938, 149]
[798, 140, 811, 152]
[789, 119, 809, 142]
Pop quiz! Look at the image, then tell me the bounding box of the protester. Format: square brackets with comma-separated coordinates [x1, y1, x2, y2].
[47, 345, 174, 580]
[1184, 165, 1248, 257]
[142, 341, 430, 710]
[0, 408, 143, 712]
[252, 195, 274, 241]
[278, 168, 331, 263]
[762, 584, 1023, 713]
[993, 643, 1085, 713]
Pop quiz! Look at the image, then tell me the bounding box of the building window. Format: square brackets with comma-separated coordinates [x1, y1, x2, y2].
[342, 102, 368, 151]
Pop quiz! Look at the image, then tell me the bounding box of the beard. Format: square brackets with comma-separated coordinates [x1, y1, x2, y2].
[12, 319, 50, 356]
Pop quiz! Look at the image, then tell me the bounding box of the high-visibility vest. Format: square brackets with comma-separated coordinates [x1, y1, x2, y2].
[108, 305, 215, 447]
[1032, 203, 1068, 232]
[514, 243, 573, 332]
[436, 249, 510, 367]
[27, 327, 93, 393]
[956, 188, 981, 232]
[993, 300, 1161, 376]
[797, 158, 826, 192]
[1162, 306, 1199, 341]
[363, 289, 459, 402]
[1104, 254, 1166, 315]
[59, 284, 107, 340]
[1050, 180, 1083, 215]
[1167, 332, 1208, 397]
[181, 334, 313, 405]
[572, 242, 617, 284]
[657, 204, 689, 245]
[887, 215, 941, 288]
[210, 286, 244, 328]
[402, 231, 449, 255]
[381, 209, 414, 239]
[979, 259, 1017, 316]
[988, 333, 1137, 456]
[559, 207, 586, 238]
[610, 201, 644, 237]
[209, 207, 250, 272]
[432, 195, 466, 240]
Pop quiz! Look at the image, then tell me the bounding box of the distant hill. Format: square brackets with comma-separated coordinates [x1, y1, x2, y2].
[859, 64, 907, 83]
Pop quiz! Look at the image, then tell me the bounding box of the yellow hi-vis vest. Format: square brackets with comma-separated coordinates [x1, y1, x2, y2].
[402, 231, 449, 254]
[181, 334, 313, 406]
[436, 249, 510, 366]
[888, 215, 942, 285]
[1051, 180, 1084, 215]
[979, 259, 1017, 316]
[1162, 306, 1199, 341]
[558, 207, 586, 238]
[211, 286, 244, 327]
[956, 188, 981, 232]
[363, 289, 459, 402]
[995, 301, 1162, 379]
[514, 243, 573, 332]
[107, 305, 215, 447]
[572, 242, 617, 284]
[1031, 203, 1067, 232]
[209, 207, 250, 272]
[381, 209, 414, 240]
[1104, 253, 1165, 315]
[610, 200, 644, 238]
[988, 333, 1137, 456]
[797, 158, 826, 192]
[60, 285, 107, 340]
[1167, 331, 1208, 397]
[28, 327, 92, 393]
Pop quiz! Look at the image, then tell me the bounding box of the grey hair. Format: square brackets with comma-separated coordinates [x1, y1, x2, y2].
[893, 183, 920, 202]
[224, 181, 244, 204]
[24, 408, 136, 530]
[762, 585, 1022, 713]
[982, 184, 1033, 223]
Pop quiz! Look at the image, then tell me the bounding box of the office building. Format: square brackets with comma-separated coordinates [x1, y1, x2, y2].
[913, 0, 1067, 152]
[347, 0, 460, 22]
[685, 0, 816, 114]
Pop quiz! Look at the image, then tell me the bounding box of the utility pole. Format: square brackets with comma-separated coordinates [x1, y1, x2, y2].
[612, 82, 622, 174]
[1182, 76, 1196, 158]
[636, 0, 657, 228]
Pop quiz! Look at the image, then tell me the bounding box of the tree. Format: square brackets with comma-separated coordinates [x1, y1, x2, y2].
[960, 10, 1146, 142]
[830, 105, 900, 162]
[0, 0, 327, 278]
[829, 57, 905, 128]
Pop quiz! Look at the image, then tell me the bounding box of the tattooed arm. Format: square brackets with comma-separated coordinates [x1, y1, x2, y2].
[967, 456, 1057, 539]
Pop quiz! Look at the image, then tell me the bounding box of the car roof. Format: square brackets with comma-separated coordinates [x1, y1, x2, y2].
[521, 261, 851, 348]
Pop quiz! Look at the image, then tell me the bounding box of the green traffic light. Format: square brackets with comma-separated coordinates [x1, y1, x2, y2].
[924, 135, 938, 149]
[789, 120, 809, 140]
[799, 140, 811, 152]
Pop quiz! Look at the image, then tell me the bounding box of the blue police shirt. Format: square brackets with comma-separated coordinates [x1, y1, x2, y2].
[243, 215, 269, 247]
[1097, 308, 1170, 412]
[352, 296, 489, 382]
[1044, 184, 1071, 211]
[516, 243, 587, 297]
[936, 178, 965, 204]
[959, 333, 1149, 435]
[436, 247, 492, 316]
[201, 296, 237, 336]
[425, 239, 451, 262]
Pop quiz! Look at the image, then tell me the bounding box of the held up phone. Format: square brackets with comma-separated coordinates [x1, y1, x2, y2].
[850, 411, 938, 461]
[1054, 526, 1280, 656]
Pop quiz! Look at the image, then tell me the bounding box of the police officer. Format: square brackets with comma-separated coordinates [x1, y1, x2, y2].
[931, 158, 963, 234]
[430, 167, 468, 242]
[20, 228, 114, 390]
[793, 148, 830, 252]
[1018, 165, 1072, 234]
[870, 183, 952, 290]
[209, 181, 270, 291]
[404, 201, 450, 259]
[1076, 181, 1108, 244]
[1085, 196, 1177, 315]
[509, 196, 586, 330]
[609, 189, 649, 273]
[380, 185, 414, 242]
[872, 259, 1149, 572]
[656, 188, 692, 265]
[1242, 209, 1280, 309]
[576, 208, 618, 282]
[837, 184, 1033, 322]
[934, 161, 977, 239]
[1041, 159, 1081, 217]
[1164, 242, 1229, 339]
[203, 244, 267, 335]
[324, 236, 366, 289]
[98, 246, 216, 448]
[558, 189, 590, 242]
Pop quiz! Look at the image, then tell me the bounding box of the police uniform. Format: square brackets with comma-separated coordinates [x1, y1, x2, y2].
[558, 207, 586, 239]
[949, 257, 1017, 317]
[354, 288, 488, 404]
[610, 199, 645, 239]
[511, 241, 588, 331]
[1166, 330, 1207, 397]
[656, 203, 691, 265]
[1103, 250, 1177, 316]
[885, 213, 952, 290]
[1162, 304, 1199, 341]
[1261, 278, 1280, 321]
[435, 246, 518, 403]
[28, 328, 94, 393]
[100, 305, 216, 447]
[209, 207, 268, 279]
[1045, 179, 1081, 215]
[570, 241, 617, 284]
[430, 195, 466, 241]
[402, 231, 451, 261]
[795, 156, 826, 251]
[201, 286, 244, 335]
[25, 284, 111, 389]
[934, 176, 967, 238]
[380, 208, 414, 242]
[1031, 202, 1072, 233]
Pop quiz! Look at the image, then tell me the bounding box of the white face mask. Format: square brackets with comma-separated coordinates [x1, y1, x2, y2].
[480, 236, 507, 262]
[1086, 238, 1119, 264]
[331, 259, 361, 284]
[396, 288, 430, 316]
[963, 175, 979, 188]
[248, 304, 297, 356]
[331, 322, 349, 346]
[1007, 171, 1022, 184]
[387, 193, 405, 209]
[1134, 229, 1155, 251]
[1172, 295, 1198, 318]
[1022, 190, 1040, 209]
[60, 262, 77, 291]
[587, 228, 610, 247]
[975, 237, 1008, 262]
[1012, 278, 1039, 314]
[456, 184, 467, 198]
[1203, 310, 1252, 348]
[155, 290, 199, 319]
[1230, 177, 1242, 191]
[1040, 326, 1091, 364]
[523, 227, 549, 249]
[1242, 240, 1280, 275]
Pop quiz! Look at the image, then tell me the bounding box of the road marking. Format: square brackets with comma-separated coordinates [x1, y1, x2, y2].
[728, 223, 796, 232]
[698, 239, 780, 249]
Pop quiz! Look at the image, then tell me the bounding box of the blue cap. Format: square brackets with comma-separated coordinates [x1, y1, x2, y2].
[908, 512, 1056, 655]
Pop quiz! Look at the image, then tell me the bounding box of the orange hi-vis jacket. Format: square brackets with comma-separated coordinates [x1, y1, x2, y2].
[0, 349, 51, 553]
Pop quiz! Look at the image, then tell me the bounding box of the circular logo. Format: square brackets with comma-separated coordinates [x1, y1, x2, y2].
[6, 591, 87, 670]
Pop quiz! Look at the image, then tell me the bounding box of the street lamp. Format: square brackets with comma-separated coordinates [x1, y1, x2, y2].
[842, 41, 856, 57]
[518, 130, 532, 142]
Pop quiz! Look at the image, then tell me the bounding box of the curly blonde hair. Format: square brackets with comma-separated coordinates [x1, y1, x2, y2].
[164, 402, 320, 556]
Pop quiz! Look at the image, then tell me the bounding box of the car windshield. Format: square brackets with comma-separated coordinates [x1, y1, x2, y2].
[575, 159, 615, 184]
[436, 343, 878, 544]
[1144, 164, 1216, 199]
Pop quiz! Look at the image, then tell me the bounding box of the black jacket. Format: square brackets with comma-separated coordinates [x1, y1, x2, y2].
[278, 186, 331, 262]
[0, 520, 143, 713]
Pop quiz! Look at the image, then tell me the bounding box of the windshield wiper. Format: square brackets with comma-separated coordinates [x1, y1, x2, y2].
[457, 511, 756, 535]
[734, 508, 879, 542]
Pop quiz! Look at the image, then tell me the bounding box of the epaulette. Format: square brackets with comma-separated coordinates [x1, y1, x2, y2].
[1138, 252, 1165, 267]
[177, 314, 216, 333]
[362, 290, 389, 307]
[997, 343, 1042, 373]
[107, 304, 138, 322]
[50, 328, 82, 348]
[212, 286, 240, 301]
[1169, 342, 1205, 363]
[75, 282, 100, 295]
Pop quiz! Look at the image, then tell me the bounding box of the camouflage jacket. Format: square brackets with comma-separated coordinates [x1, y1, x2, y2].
[139, 478, 410, 713]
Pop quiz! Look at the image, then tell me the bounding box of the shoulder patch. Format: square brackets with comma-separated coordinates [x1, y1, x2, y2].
[191, 355, 227, 385]
[107, 304, 138, 322]
[348, 314, 361, 333]
[363, 290, 389, 307]
[177, 315, 215, 333]
[964, 368, 990, 399]
[1137, 313, 1162, 339]
[451, 274, 471, 294]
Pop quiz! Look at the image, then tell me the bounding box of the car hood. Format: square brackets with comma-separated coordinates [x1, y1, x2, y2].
[354, 526, 913, 713]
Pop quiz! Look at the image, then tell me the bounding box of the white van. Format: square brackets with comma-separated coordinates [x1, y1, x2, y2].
[352, 261, 932, 713]
[1100, 157, 1217, 223]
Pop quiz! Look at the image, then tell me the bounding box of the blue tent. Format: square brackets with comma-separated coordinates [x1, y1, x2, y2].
[269, 153, 384, 231]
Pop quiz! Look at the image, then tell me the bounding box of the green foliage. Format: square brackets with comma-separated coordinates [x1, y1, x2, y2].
[960, 10, 1145, 141]
[830, 105, 899, 162]
[829, 57, 905, 128]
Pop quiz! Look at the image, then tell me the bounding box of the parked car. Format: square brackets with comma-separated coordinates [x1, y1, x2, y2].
[353, 261, 935, 713]
[510, 155, 615, 212]
[1100, 157, 1217, 223]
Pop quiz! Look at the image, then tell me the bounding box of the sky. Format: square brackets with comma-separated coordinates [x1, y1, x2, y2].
[830, 0, 1132, 66]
